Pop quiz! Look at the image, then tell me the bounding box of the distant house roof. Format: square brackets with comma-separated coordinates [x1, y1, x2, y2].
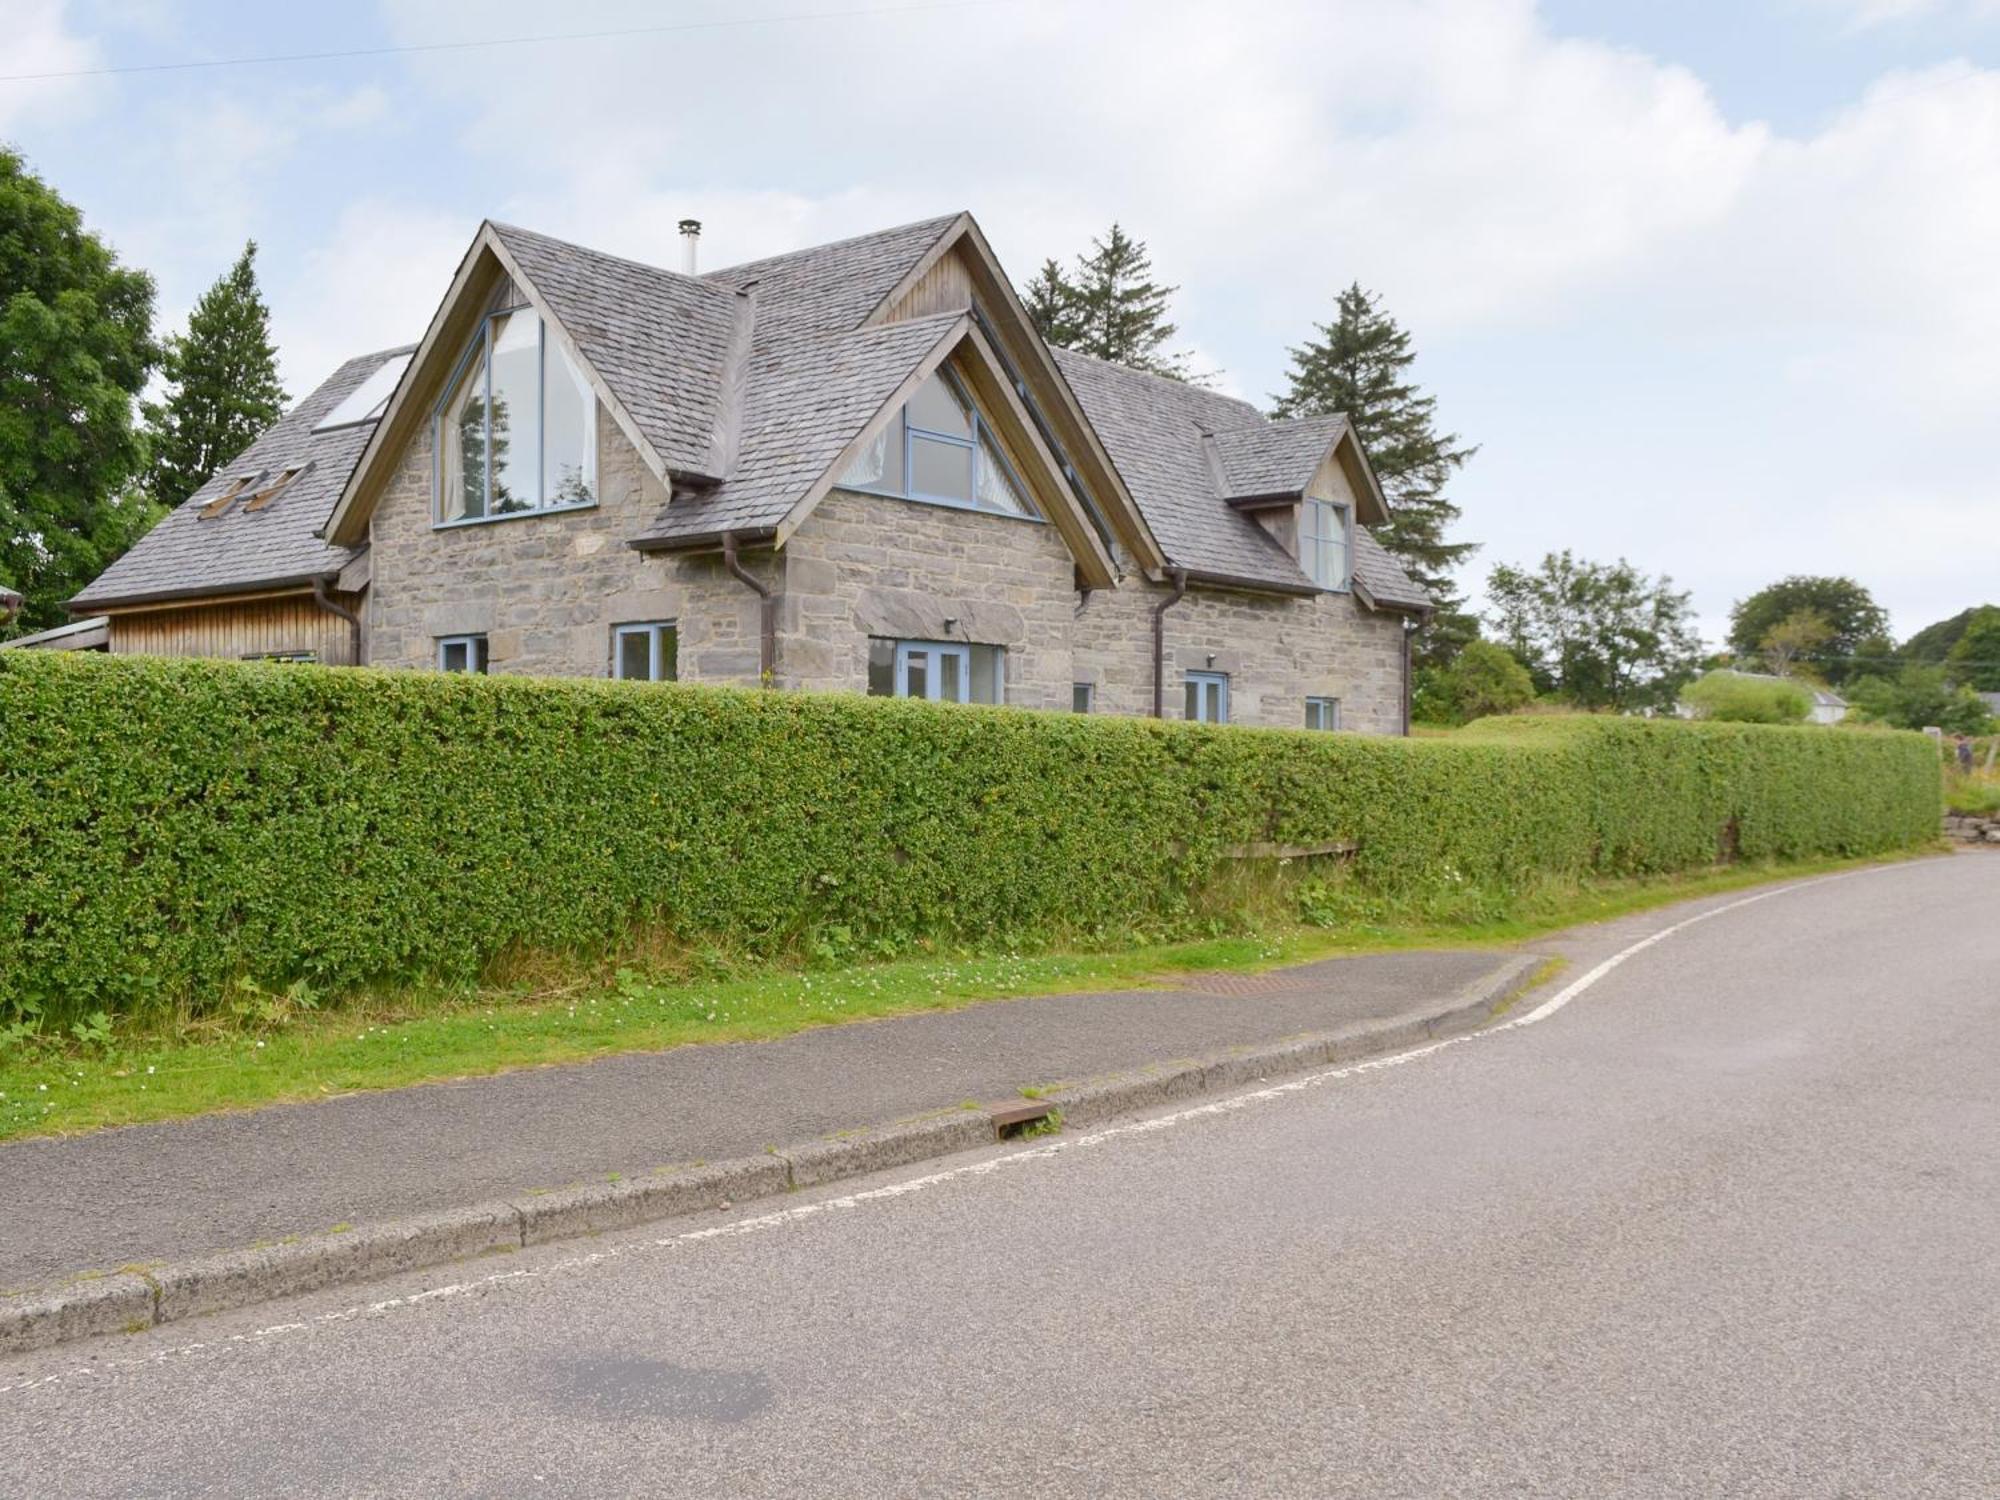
[70, 348, 410, 611]
[1708, 670, 1848, 709]
[0, 583, 20, 622]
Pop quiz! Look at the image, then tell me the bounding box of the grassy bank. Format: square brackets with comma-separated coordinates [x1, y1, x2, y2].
[0, 850, 1930, 1142]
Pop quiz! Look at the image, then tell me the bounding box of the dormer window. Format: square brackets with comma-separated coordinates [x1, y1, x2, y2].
[436, 308, 596, 524]
[838, 368, 1036, 518]
[1302, 498, 1351, 591]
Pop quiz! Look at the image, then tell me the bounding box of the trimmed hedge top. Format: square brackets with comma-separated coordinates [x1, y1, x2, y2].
[0, 651, 1940, 1021]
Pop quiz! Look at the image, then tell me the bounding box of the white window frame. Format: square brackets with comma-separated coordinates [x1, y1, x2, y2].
[1306, 696, 1342, 731]
[1302, 498, 1352, 592]
[437, 634, 488, 674]
[433, 306, 597, 527]
[1185, 670, 1229, 724]
[611, 621, 677, 682]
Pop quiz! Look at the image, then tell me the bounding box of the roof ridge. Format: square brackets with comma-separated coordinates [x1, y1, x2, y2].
[1052, 344, 1264, 420]
[488, 220, 726, 293]
[699, 211, 964, 280]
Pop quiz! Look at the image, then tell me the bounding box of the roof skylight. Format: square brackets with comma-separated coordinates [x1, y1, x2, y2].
[313, 353, 412, 432]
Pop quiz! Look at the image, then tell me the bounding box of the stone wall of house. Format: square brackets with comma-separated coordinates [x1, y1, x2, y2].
[1070, 552, 1408, 732]
[777, 489, 1078, 708]
[366, 407, 777, 681]
[363, 408, 1409, 732]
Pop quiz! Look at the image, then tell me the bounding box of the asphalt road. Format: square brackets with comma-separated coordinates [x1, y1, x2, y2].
[5, 852, 1996, 1498]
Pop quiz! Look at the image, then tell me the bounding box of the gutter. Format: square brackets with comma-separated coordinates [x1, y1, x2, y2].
[1151, 567, 1190, 719]
[721, 531, 777, 687]
[308, 576, 364, 667]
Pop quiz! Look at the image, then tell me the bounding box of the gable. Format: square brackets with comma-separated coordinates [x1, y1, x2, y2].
[863, 219, 1169, 578]
[325, 224, 740, 548]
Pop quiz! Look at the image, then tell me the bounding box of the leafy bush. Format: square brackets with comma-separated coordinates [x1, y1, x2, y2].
[1846, 664, 1993, 735]
[1680, 671, 1811, 725]
[1413, 640, 1536, 726]
[0, 652, 1942, 1026]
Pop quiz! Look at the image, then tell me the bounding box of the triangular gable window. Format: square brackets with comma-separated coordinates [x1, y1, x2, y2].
[839, 368, 1035, 518]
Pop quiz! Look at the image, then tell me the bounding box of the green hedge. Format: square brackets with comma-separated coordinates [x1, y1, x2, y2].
[0, 652, 1941, 1023]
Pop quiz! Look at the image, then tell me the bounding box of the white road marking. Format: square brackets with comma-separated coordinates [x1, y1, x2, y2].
[0, 862, 1908, 1398]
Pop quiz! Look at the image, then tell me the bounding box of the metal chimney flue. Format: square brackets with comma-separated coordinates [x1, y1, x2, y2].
[678, 218, 702, 274]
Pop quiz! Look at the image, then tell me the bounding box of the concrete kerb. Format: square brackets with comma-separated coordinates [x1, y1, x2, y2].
[0, 951, 1546, 1358]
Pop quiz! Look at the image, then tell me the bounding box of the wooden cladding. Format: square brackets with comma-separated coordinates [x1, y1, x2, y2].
[108, 592, 360, 666]
[881, 246, 975, 324]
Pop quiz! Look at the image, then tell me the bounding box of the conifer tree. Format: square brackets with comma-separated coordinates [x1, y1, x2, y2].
[1273, 284, 1476, 652]
[144, 241, 287, 511]
[1024, 224, 1194, 379]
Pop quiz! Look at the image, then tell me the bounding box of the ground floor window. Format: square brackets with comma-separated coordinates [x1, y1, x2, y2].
[612, 621, 678, 682]
[1072, 682, 1095, 713]
[437, 634, 488, 674]
[1305, 696, 1341, 731]
[866, 637, 1004, 704]
[1184, 670, 1228, 724]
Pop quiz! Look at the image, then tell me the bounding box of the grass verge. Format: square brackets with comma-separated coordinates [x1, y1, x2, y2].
[0, 849, 1934, 1142]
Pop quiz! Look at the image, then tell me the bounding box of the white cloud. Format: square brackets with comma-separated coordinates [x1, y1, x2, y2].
[265, 0, 1997, 636]
[270, 199, 470, 392]
[0, 0, 105, 132]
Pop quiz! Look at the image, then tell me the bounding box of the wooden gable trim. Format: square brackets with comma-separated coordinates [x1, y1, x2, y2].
[1327, 426, 1391, 527]
[324, 222, 684, 548]
[323, 225, 495, 547]
[862, 215, 1168, 578]
[769, 317, 1118, 590]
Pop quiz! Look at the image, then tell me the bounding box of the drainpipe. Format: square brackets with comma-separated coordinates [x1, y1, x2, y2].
[309, 576, 364, 667]
[721, 531, 776, 687]
[1151, 567, 1189, 718]
[1400, 615, 1421, 736]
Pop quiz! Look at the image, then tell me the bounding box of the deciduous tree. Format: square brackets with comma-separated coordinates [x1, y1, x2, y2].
[1486, 550, 1703, 712]
[0, 148, 159, 636]
[1727, 576, 1889, 685]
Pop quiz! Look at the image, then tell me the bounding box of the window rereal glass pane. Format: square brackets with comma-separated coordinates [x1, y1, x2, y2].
[1072, 682, 1094, 713]
[906, 371, 973, 439]
[840, 409, 906, 493]
[616, 628, 653, 681]
[909, 434, 974, 503]
[487, 310, 541, 515]
[975, 428, 1030, 514]
[1185, 672, 1227, 723]
[441, 344, 489, 522]
[867, 637, 896, 697]
[542, 337, 595, 507]
[968, 644, 1003, 704]
[314, 352, 412, 432]
[905, 652, 929, 700]
[438, 635, 487, 674]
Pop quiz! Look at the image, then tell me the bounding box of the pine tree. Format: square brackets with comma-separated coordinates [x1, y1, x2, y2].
[1273, 284, 1477, 655]
[1022, 225, 1193, 380]
[1022, 258, 1086, 350]
[144, 241, 287, 511]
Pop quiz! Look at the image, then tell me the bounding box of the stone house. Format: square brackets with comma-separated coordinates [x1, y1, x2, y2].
[37, 212, 1431, 730]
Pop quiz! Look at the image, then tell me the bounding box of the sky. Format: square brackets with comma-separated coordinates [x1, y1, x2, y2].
[3, 0, 1996, 646]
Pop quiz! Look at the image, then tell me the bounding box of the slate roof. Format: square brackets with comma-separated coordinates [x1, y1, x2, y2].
[490, 223, 745, 480]
[636, 314, 965, 543]
[72, 211, 1432, 615]
[1050, 349, 1428, 609]
[632, 214, 966, 544]
[71, 349, 406, 610]
[1209, 415, 1351, 498]
[701, 213, 962, 339]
